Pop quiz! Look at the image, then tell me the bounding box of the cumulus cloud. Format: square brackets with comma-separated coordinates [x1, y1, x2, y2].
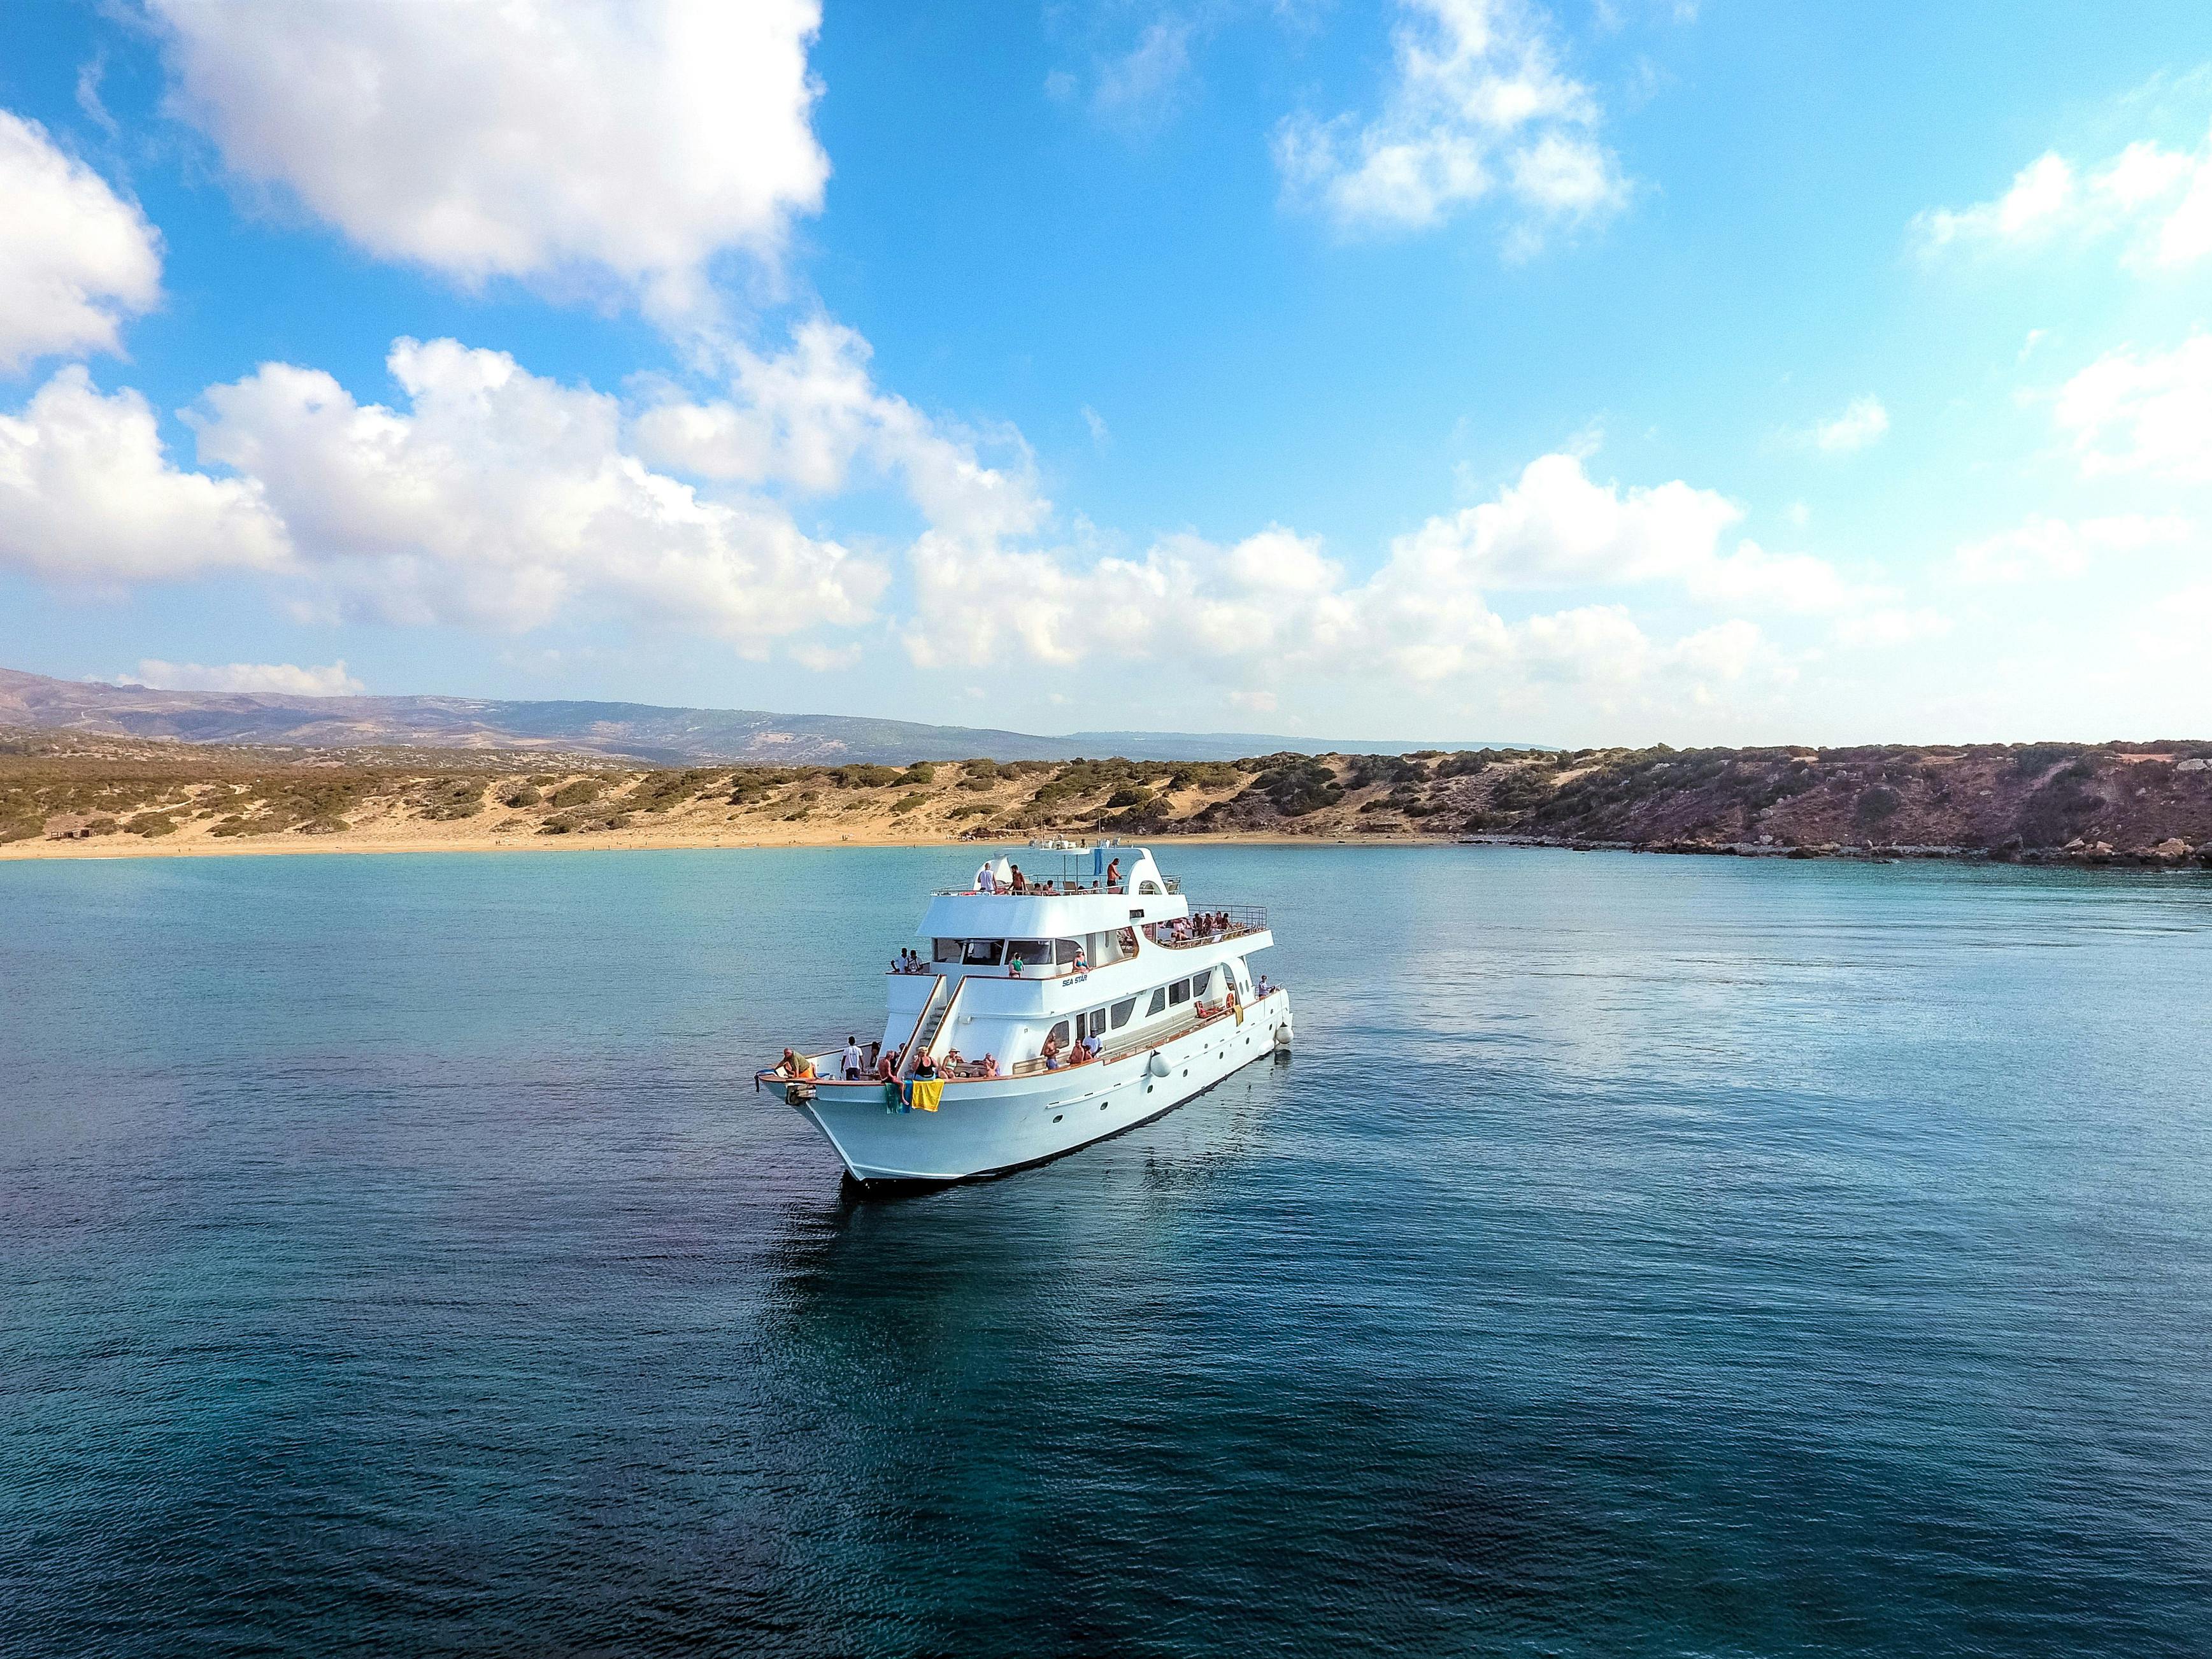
[1806, 394, 1889, 454]
[133, 659, 364, 696]
[1954, 513, 2194, 581]
[632, 316, 1048, 543]
[0, 366, 287, 583]
[0, 109, 162, 372]
[1913, 122, 2212, 269]
[1274, 0, 1624, 239]
[187, 337, 885, 648]
[2053, 333, 2212, 481]
[147, 0, 829, 315]
[901, 452, 1828, 700]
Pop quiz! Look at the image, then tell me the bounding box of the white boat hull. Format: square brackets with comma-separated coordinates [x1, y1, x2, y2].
[767, 991, 1293, 1183]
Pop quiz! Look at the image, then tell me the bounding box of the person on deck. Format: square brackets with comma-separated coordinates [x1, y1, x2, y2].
[1041, 1031, 1064, 1070]
[1009, 864, 1027, 894]
[980, 1053, 999, 1078]
[876, 1046, 899, 1081]
[1106, 857, 1120, 892]
[778, 1048, 815, 1079]
[976, 861, 996, 893]
[840, 1036, 863, 1079]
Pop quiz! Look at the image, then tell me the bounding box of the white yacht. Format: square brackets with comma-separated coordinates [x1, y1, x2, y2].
[758, 843, 1291, 1185]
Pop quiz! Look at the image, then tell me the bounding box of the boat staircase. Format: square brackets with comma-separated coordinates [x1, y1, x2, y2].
[899, 976, 967, 1076]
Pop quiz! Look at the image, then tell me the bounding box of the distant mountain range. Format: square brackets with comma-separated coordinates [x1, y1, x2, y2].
[0, 667, 1522, 764]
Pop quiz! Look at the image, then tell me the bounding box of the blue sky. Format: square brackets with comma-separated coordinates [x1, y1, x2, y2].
[2, 1, 2209, 744]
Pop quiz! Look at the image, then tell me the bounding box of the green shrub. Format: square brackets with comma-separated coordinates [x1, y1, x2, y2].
[1855, 786, 1901, 827]
[548, 779, 603, 809]
[904, 763, 936, 784]
[499, 783, 543, 808]
[1104, 786, 1153, 809]
[890, 792, 930, 815]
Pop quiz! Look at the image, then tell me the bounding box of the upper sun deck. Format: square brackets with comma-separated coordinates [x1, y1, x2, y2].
[918, 843, 1188, 939]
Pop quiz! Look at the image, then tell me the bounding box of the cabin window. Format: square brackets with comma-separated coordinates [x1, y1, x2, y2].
[962, 939, 1004, 965]
[1055, 939, 1083, 965]
[1087, 1009, 1107, 1038]
[1110, 997, 1136, 1029]
[1188, 967, 1211, 998]
[1006, 939, 1050, 969]
[933, 938, 962, 962]
[1048, 1020, 1071, 1046]
[1146, 988, 1166, 1016]
[1169, 978, 1190, 1005]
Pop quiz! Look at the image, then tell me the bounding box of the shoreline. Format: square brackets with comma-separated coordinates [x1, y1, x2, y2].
[6, 826, 2205, 870]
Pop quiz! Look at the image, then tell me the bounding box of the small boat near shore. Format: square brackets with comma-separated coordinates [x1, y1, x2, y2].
[758, 842, 1292, 1185]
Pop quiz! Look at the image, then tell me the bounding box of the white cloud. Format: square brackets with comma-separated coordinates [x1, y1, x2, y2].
[1809, 394, 1889, 454]
[1955, 513, 2194, 581]
[187, 337, 885, 649]
[0, 109, 162, 372]
[2053, 334, 2212, 481]
[1094, 17, 1196, 123]
[632, 316, 1048, 543]
[788, 641, 862, 673]
[147, 0, 828, 316]
[1274, 0, 1625, 239]
[1913, 122, 2212, 270]
[1831, 608, 1951, 648]
[133, 659, 364, 696]
[901, 452, 1824, 702]
[0, 366, 287, 583]
[1227, 688, 1278, 713]
[1081, 404, 1111, 447]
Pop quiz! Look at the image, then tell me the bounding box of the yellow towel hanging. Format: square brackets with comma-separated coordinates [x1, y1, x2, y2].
[911, 1078, 944, 1113]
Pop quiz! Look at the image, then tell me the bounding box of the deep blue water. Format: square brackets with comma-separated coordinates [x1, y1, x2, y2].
[3, 844, 2211, 1656]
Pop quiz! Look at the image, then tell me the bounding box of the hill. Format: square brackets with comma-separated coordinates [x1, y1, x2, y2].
[0, 667, 1513, 765]
[4, 730, 2207, 865]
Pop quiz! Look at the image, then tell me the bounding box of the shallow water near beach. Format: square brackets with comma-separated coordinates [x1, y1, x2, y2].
[4, 844, 2211, 1656]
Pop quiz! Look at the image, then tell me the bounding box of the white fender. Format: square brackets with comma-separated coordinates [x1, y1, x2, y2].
[1146, 1051, 1171, 1078]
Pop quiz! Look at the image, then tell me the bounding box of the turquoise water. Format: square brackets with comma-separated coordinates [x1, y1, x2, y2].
[4, 845, 2211, 1656]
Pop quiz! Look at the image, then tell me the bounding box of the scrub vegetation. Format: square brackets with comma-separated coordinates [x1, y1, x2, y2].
[4, 727, 2208, 864]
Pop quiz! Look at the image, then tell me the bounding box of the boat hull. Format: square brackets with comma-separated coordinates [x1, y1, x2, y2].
[767, 992, 1292, 1184]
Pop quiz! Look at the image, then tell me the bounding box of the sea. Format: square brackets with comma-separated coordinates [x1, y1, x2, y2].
[3, 844, 2209, 1657]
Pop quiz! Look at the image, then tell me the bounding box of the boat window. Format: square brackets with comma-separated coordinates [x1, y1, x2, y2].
[933, 938, 962, 962]
[1110, 997, 1136, 1029]
[963, 939, 1004, 965]
[1048, 1020, 1071, 1046]
[1147, 988, 1166, 1016]
[1189, 967, 1211, 997]
[1055, 939, 1082, 964]
[1006, 939, 1050, 968]
[1085, 1009, 1106, 1038]
[1169, 978, 1190, 1005]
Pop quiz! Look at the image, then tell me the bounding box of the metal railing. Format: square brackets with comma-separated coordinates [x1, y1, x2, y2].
[1145, 903, 1268, 947]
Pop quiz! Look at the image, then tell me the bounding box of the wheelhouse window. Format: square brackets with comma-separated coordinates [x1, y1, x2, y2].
[1055, 939, 1083, 965]
[962, 939, 1004, 965]
[1169, 978, 1190, 1005]
[1147, 988, 1166, 1016]
[933, 938, 963, 962]
[1048, 1020, 1071, 1046]
[1189, 967, 1211, 998]
[1109, 997, 1136, 1029]
[1005, 939, 1050, 969]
